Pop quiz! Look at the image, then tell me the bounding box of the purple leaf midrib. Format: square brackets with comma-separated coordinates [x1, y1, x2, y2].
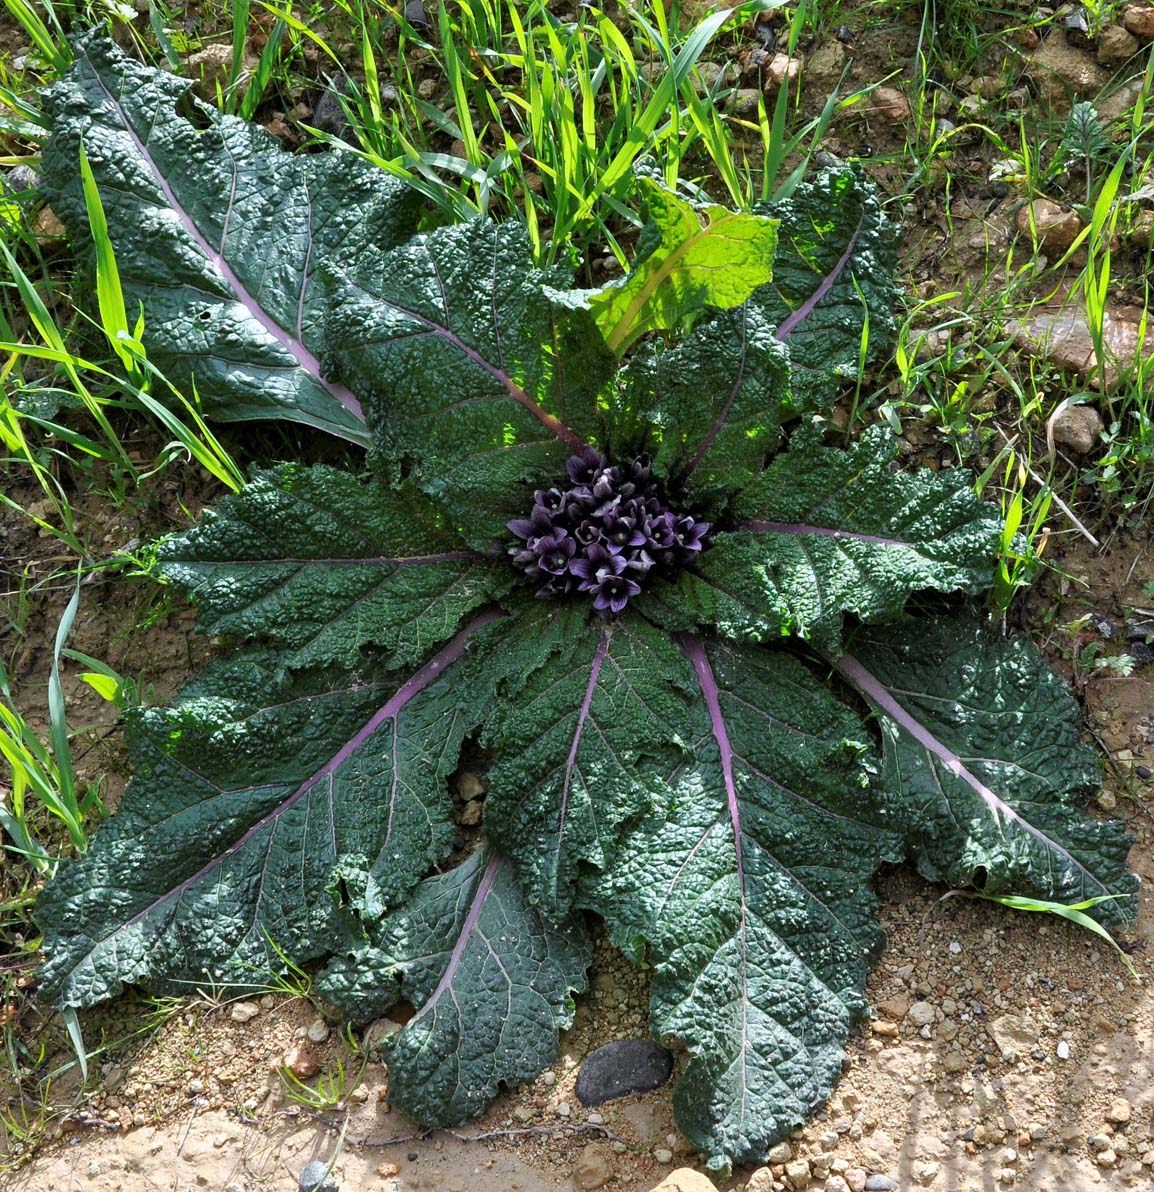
[182, 550, 492, 567]
[95, 609, 503, 945]
[681, 634, 750, 1090]
[87, 57, 364, 423]
[775, 208, 867, 341]
[410, 852, 502, 1024]
[743, 522, 908, 547]
[335, 267, 586, 452]
[552, 628, 612, 899]
[685, 305, 750, 478]
[833, 650, 1110, 895]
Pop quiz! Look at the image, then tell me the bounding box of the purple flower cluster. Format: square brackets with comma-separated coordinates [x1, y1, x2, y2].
[508, 448, 710, 614]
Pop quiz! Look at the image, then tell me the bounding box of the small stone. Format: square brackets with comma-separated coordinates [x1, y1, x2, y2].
[5, 164, 39, 191]
[648, 1170, 717, 1192]
[187, 1079, 204, 1095]
[746, 1165, 775, 1192]
[996, 1169, 1016, 1186]
[573, 1142, 614, 1191]
[298, 1160, 339, 1192]
[907, 1001, 936, 1027]
[417, 78, 437, 100]
[575, 1039, 674, 1106]
[871, 1020, 899, 1037]
[654, 1147, 674, 1164]
[1098, 24, 1140, 64]
[1097, 789, 1118, 811]
[1106, 1098, 1132, 1124]
[972, 74, 1005, 98]
[844, 1170, 867, 1192]
[732, 88, 762, 115]
[869, 87, 909, 121]
[875, 995, 910, 1020]
[230, 1001, 260, 1023]
[826, 1179, 851, 1192]
[33, 205, 67, 241]
[1124, 4, 1154, 37]
[184, 44, 237, 96]
[804, 41, 848, 92]
[988, 1014, 1039, 1060]
[914, 1161, 940, 1185]
[768, 1142, 794, 1164]
[513, 1107, 534, 1123]
[766, 53, 800, 90]
[1057, 1040, 1071, 1059]
[283, 1044, 321, 1079]
[785, 1159, 813, 1188]
[811, 1154, 834, 1179]
[307, 1018, 331, 1044]
[864, 1177, 898, 1191]
[459, 799, 484, 826]
[456, 771, 485, 799]
[1028, 29, 1110, 111]
[942, 1051, 967, 1074]
[541, 1070, 556, 1086]
[1090, 1133, 1114, 1151]
[1052, 405, 1105, 455]
[1017, 197, 1083, 252]
[556, 1101, 571, 1118]
[1097, 1149, 1118, 1168]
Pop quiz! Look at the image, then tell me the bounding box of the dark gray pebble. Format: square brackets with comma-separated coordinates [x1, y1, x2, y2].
[865, 1177, 898, 1191]
[299, 1159, 339, 1192]
[5, 165, 40, 192]
[1137, 765, 1152, 780]
[575, 1038, 673, 1106]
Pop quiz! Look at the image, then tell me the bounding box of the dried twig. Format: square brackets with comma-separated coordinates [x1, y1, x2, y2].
[274, 1108, 629, 1149]
[995, 425, 1100, 549]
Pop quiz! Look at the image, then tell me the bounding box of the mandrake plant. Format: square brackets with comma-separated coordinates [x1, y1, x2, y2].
[31, 34, 1137, 1176]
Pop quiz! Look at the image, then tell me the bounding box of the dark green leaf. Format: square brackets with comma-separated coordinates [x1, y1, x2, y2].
[619, 303, 789, 502]
[159, 464, 510, 668]
[645, 428, 1002, 649]
[35, 615, 499, 1008]
[837, 611, 1138, 918]
[317, 847, 590, 1123]
[586, 636, 900, 1171]
[482, 607, 693, 919]
[752, 165, 900, 409]
[42, 34, 417, 443]
[323, 221, 615, 543]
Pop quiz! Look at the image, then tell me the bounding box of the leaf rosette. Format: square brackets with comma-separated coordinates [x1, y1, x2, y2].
[35, 34, 1137, 1176]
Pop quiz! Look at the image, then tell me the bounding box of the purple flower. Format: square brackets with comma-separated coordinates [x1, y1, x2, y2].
[672, 516, 709, 552]
[575, 519, 603, 546]
[603, 514, 646, 549]
[645, 511, 676, 549]
[570, 544, 623, 586]
[534, 487, 566, 514]
[508, 503, 555, 542]
[566, 447, 605, 486]
[509, 447, 710, 610]
[534, 531, 577, 575]
[590, 571, 641, 614]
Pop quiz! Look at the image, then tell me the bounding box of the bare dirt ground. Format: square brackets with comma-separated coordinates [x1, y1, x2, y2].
[3, 2, 1154, 1191]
